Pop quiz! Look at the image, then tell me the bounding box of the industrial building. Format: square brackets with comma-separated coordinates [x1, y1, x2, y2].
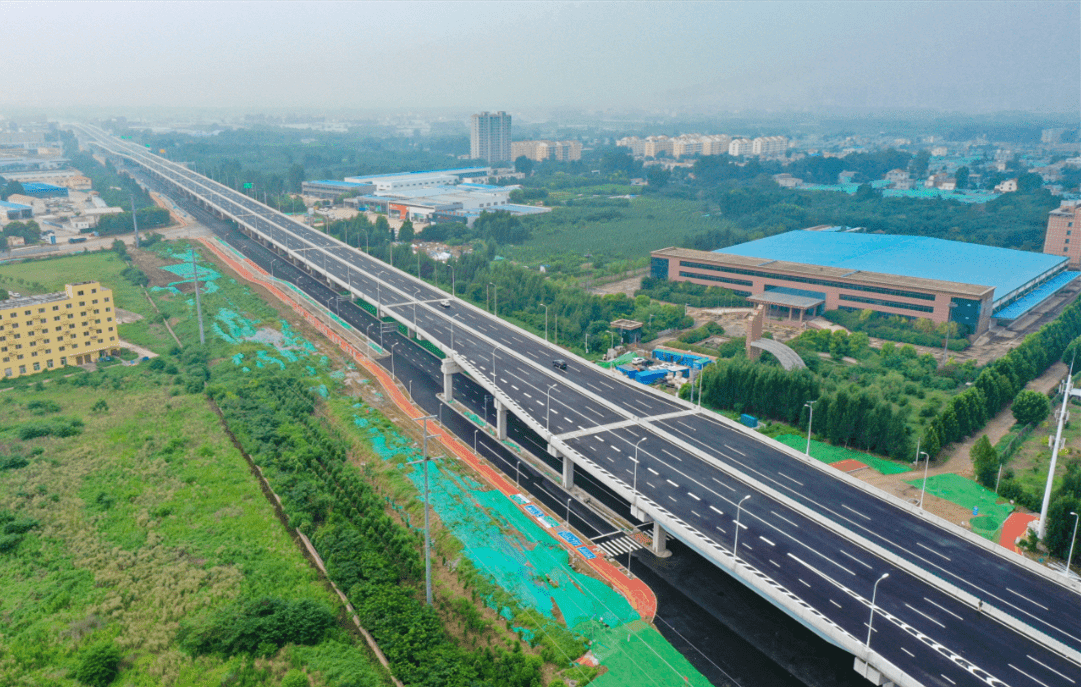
[17, 182, 68, 198]
[0, 281, 120, 379]
[651, 227, 1079, 336]
[300, 179, 374, 199]
[0, 200, 33, 221]
[470, 112, 512, 163]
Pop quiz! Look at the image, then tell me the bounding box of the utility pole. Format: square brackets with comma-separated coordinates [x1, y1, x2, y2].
[190, 239, 205, 345]
[130, 195, 140, 248]
[1040, 362, 1074, 538]
[407, 415, 438, 607]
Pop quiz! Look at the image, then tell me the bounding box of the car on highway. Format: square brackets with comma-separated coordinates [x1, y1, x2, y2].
[438, 299, 452, 308]
[552, 358, 568, 370]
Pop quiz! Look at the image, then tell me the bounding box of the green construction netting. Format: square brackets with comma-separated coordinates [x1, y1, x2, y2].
[589, 620, 713, 687]
[903, 473, 1014, 541]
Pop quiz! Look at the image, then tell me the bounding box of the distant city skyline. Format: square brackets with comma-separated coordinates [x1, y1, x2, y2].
[1, 1, 1078, 115]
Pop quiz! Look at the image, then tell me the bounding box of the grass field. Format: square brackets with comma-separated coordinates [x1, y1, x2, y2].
[509, 195, 725, 263]
[0, 364, 373, 685]
[0, 246, 390, 686]
[774, 434, 912, 475]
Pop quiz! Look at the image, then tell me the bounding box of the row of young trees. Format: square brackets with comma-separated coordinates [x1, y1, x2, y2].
[208, 365, 549, 687]
[692, 358, 913, 460]
[920, 295, 1081, 458]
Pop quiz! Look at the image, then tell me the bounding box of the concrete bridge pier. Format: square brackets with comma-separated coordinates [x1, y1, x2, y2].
[493, 399, 508, 441]
[440, 358, 462, 401]
[652, 521, 672, 558]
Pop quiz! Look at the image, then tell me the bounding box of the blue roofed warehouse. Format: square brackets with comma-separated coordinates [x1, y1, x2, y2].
[651, 228, 1079, 337]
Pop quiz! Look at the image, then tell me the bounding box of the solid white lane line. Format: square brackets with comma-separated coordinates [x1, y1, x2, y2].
[941, 675, 955, 686]
[1027, 655, 1076, 683]
[691, 510, 701, 518]
[1006, 587, 1049, 611]
[712, 477, 735, 492]
[799, 578, 811, 588]
[838, 549, 872, 570]
[777, 471, 804, 486]
[662, 449, 683, 462]
[1009, 666, 1051, 687]
[771, 559, 781, 568]
[830, 599, 842, 609]
[841, 503, 871, 521]
[770, 511, 800, 529]
[924, 597, 964, 622]
[915, 541, 951, 561]
[904, 603, 945, 629]
[901, 647, 914, 658]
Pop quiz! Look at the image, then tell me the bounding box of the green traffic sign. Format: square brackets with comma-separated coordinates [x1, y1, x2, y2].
[243, 183, 253, 189]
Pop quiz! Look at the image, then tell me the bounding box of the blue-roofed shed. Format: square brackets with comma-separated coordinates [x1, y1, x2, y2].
[18, 182, 68, 198]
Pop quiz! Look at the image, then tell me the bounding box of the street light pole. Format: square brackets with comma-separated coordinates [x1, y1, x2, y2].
[541, 304, 549, 342]
[804, 400, 816, 455]
[866, 573, 890, 650]
[734, 494, 751, 562]
[546, 383, 557, 432]
[1067, 511, 1079, 577]
[918, 450, 931, 509]
[632, 437, 646, 508]
[406, 415, 437, 607]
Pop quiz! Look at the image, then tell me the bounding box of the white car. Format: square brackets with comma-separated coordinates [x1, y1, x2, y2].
[438, 299, 452, 308]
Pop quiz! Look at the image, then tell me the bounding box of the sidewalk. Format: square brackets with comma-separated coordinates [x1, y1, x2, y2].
[195, 236, 658, 621]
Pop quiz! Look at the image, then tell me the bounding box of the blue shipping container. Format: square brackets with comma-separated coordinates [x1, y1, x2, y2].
[636, 369, 669, 385]
[740, 414, 759, 428]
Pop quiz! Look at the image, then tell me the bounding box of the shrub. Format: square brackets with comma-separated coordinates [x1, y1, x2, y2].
[0, 455, 29, 471]
[177, 597, 335, 657]
[1012, 390, 1052, 426]
[26, 399, 61, 415]
[16, 417, 84, 440]
[72, 641, 122, 687]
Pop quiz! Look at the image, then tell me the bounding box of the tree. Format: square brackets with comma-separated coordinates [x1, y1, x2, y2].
[397, 220, 415, 243]
[1045, 495, 1081, 562]
[910, 150, 931, 178]
[970, 435, 999, 487]
[513, 155, 534, 175]
[646, 167, 670, 189]
[287, 163, 306, 193]
[1, 178, 24, 201]
[955, 166, 969, 190]
[1012, 389, 1051, 426]
[73, 641, 122, 687]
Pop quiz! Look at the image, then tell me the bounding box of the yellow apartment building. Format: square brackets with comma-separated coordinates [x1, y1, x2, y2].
[0, 281, 120, 379]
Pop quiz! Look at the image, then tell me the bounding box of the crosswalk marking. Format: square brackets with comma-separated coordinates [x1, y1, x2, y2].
[595, 535, 645, 557]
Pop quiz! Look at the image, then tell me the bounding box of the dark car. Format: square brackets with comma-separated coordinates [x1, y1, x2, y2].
[552, 359, 568, 370]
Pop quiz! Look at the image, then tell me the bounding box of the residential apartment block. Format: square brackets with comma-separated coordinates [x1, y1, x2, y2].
[470, 111, 512, 163]
[1044, 200, 1081, 268]
[728, 138, 754, 157]
[0, 281, 120, 379]
[511, 140, 582, 162]
[752, 136, 788, 157]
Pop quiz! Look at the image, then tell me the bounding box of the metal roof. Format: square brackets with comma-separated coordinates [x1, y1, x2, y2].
[705, 230, 1068, 302]
[747, 292, 824, 309]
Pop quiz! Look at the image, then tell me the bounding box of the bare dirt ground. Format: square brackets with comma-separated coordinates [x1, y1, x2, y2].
[129, 247, 190, 289]
[588, 272, 645, 297]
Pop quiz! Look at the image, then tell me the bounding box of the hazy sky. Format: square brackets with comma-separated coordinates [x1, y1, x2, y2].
[2, 1, 1078, 115]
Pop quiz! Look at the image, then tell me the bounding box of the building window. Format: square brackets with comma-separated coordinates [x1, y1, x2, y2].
[18, 365, 25, 374]
[77, 291, 83, 296]
[60, 357, 66, 365]
[46, 360, 53, 368]
[32, 363, 40, 371]
[3, 369, 9, 377]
